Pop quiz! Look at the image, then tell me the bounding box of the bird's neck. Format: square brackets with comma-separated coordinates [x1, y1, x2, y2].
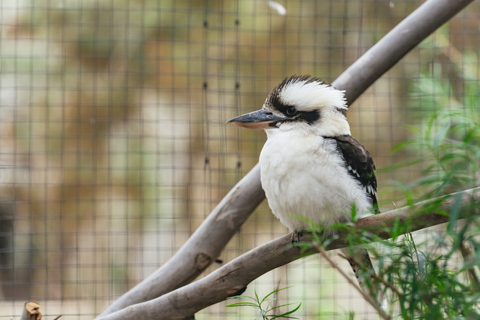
[316, 110, 351, 136]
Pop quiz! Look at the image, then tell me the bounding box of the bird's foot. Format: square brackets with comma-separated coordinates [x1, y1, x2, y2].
[291, 230, 303, 245]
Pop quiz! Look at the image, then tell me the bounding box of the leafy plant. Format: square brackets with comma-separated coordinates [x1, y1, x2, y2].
[394, 72, 480, 200]
[226, 287, 301, 319]
[358, 56, 480, 318]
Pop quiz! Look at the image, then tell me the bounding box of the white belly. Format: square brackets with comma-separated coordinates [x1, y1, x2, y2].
[259, 131, 372, 232]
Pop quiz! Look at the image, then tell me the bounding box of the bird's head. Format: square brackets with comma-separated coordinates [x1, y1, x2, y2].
[227, 75, 351, 136]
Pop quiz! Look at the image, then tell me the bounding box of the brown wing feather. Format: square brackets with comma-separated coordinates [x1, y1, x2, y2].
[325, 135, 378, 212]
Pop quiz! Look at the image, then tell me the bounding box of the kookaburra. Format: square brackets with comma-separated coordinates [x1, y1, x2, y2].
[227, 75, 380, 298]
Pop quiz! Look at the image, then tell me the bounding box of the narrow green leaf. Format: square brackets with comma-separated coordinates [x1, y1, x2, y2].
[261, 286, 292, 305]
[447, 192, 463, 234]
[226, 302, 259, 308]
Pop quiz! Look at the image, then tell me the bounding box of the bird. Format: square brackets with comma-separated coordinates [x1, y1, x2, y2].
[227, 75, 382, 303]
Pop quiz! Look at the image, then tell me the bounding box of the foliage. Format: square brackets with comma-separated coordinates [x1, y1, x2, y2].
[226, 287, 302, 320]
[340, 56, 480, 319]
[300, 195, 480, 319]
[332, 57, 480, 318]
[392, 62, 480, 201]
[372, 54, 480, 319]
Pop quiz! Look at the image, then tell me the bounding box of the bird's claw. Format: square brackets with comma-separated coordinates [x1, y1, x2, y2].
[291, 231, 303, 245]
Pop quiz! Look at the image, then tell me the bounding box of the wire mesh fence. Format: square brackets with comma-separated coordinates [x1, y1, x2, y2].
[0, 0, 479, 319]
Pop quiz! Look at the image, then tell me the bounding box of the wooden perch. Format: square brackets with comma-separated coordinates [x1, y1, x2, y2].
[96, 188, 480, 320]
[19, 301, 42, 320]
[97, 166, 265, 317]
[96, 0, 474, 317]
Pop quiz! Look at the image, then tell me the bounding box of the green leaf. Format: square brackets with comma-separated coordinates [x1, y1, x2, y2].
[226, 302, 260, 308]
[261, 287, 292, 305]
[227, 294, 255, 300]
[446, 192, 463, 234]
[269, 302, 302, 319]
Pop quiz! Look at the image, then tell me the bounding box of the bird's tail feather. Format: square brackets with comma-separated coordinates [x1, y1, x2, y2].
[341, 247, 387, 310]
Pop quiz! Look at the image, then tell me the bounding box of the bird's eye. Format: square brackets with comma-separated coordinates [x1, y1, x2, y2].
[286, 107, 297, 116]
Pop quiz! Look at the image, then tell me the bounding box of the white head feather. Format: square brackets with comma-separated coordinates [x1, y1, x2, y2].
[279, 77, 347, 112]
[264, 76, 351, 137]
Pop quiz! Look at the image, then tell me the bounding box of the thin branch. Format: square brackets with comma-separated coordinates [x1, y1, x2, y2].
[96, 187, 480, 320]
[19, 301, 42, 320]
[97, 167, 264, 317]
[369, 269, 403, 299]
[316, 245, 390, 320]
[459, 241, 480, 292]
[96, 0, 475, 317]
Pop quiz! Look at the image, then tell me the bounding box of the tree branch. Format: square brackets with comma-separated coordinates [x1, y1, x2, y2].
[97, 0, 474, 317]
[19, 301, 42, 320]
[97, 187, 480, 320]
[97, 166, 264, 317]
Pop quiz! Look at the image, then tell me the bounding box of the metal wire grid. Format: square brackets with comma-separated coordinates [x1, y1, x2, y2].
[0, 0, 479, 319]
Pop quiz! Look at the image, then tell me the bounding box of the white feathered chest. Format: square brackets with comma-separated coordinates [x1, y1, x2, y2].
[259, 129, 372, 232]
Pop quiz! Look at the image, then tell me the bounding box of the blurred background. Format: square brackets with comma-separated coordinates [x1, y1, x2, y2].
[0, 0, 479, 319]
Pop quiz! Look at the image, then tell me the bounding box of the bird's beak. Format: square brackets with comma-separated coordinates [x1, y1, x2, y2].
[226, 110, 285, 130]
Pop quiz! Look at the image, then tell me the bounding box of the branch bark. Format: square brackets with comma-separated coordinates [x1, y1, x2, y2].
[98, 166, 264, 317]
[19, 301, 42, 320]
[97, 0, 475, 317]
[97, 187, 480, 320]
